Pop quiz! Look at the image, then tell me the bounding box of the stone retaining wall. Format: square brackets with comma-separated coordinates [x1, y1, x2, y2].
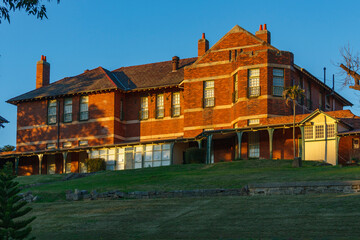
[248, 180, 360, 195]
[65, 180, 360, 201]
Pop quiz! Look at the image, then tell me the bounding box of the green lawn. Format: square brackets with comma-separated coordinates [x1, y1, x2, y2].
[17, 159, 360, 202]
[28, 194, 360, 240]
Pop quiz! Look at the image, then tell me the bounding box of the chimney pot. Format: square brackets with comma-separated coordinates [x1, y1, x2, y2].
[264, 24, 267, 30]
[259, 24, 263, 31]
[172, 56, 179, 72]
[202, 33, 205, 39]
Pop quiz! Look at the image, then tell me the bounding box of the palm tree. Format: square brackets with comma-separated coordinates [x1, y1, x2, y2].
[283, 85, 305, 167]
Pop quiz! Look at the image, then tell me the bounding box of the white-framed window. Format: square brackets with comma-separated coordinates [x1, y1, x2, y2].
[63, 142, 72, 148]
[273, 68, 284, 96]
[140, 97, 149, 120]
[135, 146, 143, 169]
[156, 94, 164, 118]
[64, 98, 72, 123]
[46, 143, 56, 149]
[48, 100, 57, 124]
[248, 132, 260, 158]
[248, 119, 260, 125]
[315, 125, 324, 139]
[233, 73, 238, 102]
[204, 80, 215, 107]
[144, 145, 153, 168]
[90, 148, 116, 170]
[80, 96, 89, 121]
[304, 126, 313, 140]
[172, 92, 181, 117]
[248, 69, 260, 97]
[327, 124, 335, 138]
[79, 140, 88, 146]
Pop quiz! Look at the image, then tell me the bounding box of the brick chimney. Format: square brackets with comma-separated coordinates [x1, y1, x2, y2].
[198, 33, 209, 57]
[255, 24, 271, 44]
[172, 56, 179, 72]
[36, 55, 50, 89]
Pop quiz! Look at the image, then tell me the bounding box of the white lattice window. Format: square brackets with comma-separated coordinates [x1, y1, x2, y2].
[248, 119, 260, 125]
[64, 98, 72, 123]
[140, 97, 149, 120]
[273, 68, 284, 96]
[172, 92, 180, 117]
[248, 69, 260, 97]
[204, 80, 215, 107]
[315, 125, 324, 139]
[304, 126, 313, 140]
[80, 96, 89, 121]
[327, 124, 335, 138]
[156, 94, 164, 118]
[48, 100, 57, 124]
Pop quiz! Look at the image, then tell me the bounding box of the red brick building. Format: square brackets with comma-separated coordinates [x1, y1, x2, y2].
[2, 24, 360, 175]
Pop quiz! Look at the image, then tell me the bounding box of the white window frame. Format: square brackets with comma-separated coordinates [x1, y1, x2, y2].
[172, 92, 181, 117]
[140, 97, 149, 120]
[204, 80, 215, 107]
[156, 94, 164, 119]
[48, 100, 57, 125]
[64, 98, 72, 123]
[80, 96, 89, 121]
[248, 69, 260, 97]
[273, 68, 284, 96]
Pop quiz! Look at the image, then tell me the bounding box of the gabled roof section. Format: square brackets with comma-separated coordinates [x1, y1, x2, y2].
[7, 67, 125, 104]
[111, 57, 197, 90]
[191, 25, 278, 67]
[294, 65, 352, 107]
[300, 109, 360, 128]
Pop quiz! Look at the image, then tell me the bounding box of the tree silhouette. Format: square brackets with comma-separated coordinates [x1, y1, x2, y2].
[283, 85, 305, 167]
[0, 162, 36, 239]
[0, 0, 60, 24]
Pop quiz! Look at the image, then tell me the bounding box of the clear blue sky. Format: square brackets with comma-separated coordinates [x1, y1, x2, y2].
[1, 0, 360, 148]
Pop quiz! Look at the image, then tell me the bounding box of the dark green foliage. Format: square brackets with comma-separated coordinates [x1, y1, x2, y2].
[0, 145, 15, 152]
[184, 147, 205, 164]
[0, 0, 60, 23]
[0, 162, 35, 239]
[85, 158, 106, 173]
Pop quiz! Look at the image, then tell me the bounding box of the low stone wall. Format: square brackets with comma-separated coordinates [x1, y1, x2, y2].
[66, 188, 249, 201]
[65, 180, 360, 201]
[248, 180, 360, 195]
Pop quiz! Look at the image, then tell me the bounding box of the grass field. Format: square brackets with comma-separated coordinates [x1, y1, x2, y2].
[13, 160, 360, 239]
[28, 194, 360, 240]
[17, 159, 360, 202]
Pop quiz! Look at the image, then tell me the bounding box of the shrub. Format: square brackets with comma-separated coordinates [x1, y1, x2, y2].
[85, 158, 106, 172]
[184, 147, 205, 164]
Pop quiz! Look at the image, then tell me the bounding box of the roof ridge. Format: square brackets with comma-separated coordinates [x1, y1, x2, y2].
[112, 57, 197, 72]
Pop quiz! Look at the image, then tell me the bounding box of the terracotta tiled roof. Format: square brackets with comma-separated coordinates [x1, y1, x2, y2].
[237, 109, 360, 129]
[7, 67, 121, 104]
[7, 57, 197, 104]
[111, 57, 197, 90]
